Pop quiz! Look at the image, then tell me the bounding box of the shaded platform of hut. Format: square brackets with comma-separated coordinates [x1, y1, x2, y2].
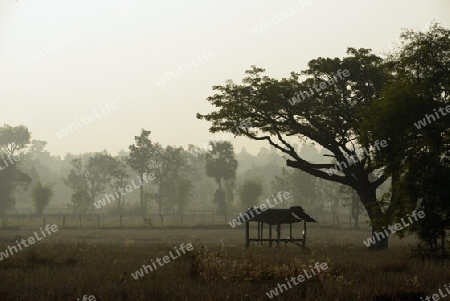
[243, 206, 317, 248]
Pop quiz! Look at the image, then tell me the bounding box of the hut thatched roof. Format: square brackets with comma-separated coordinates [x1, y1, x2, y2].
[243, 206, 317, 225]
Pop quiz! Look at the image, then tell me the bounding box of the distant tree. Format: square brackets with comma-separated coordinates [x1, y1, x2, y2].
[31, 181, 53, 215]
[339, 184, 364, 229]
[0, 124, 31, 156]
[155, 145, 187, 213]
[205, 141, 237, 213]
[239, 179, 263, 209]
[64, 153, 116, 212]
[128, 129, 155, 213]
[175, 176, 193, 213]
[69, 188, 91, 213]
[0, 155, 31, 216]
[315, 178, 340, 225]
[28, 140, 47, 155]
[213, 188, 226, 214]
[110, 156, 129, 213]
[186, 145, 207, 202]
[271, 167, 316, 207]
[223, 178, 236, 207]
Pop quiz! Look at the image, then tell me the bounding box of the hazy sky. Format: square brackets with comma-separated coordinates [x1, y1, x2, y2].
[0, 0, 449, 158]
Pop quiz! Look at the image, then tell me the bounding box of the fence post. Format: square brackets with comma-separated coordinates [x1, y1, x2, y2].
[202, 211, 205, 222]
[120, 215, 122, 228]
[98, 215, 100, 227]
[193, 212, 195, 225]
[63, 215, 65, 227]
[43, 217, 45, 227]
[79, 215, 82, 228]
[224, 212, 227, 225]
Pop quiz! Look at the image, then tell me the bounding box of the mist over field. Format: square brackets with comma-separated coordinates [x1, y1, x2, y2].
[1, 0, 450, 300]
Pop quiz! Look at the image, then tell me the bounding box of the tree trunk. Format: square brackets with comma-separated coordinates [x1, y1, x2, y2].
[140, 174, 145, 213]
[358, 186, 389, 250]
[353, 208, 360, 230]
[158, 175, 162, 216]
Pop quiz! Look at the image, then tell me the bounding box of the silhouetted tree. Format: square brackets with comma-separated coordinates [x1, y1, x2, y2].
[198, 48, 391, 248]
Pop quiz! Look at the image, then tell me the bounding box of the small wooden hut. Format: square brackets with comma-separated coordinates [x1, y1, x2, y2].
[244, 206, 317, 248]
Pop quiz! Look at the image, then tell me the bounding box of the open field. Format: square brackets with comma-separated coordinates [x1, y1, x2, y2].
[0, 225, 448, 300]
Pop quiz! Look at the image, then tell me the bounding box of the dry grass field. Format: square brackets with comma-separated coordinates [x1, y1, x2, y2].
[0, 224, 448, 301]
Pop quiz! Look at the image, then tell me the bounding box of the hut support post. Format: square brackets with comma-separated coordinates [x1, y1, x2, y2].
[302, 220, 306, 249]
[257, 222, 260, 240]
[260, 222, 263, 246]
[245, 221, 250, 248]
[269, 224, 272, 247]
[289, 223, 292, 241]
[276, 224, 281, 248]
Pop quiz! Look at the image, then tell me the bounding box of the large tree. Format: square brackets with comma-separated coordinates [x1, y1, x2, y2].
[198, 48, 392, 249]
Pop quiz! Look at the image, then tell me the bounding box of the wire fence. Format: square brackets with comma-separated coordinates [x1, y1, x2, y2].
[0, 211, 244, 229]
[0, 210, 357, 230]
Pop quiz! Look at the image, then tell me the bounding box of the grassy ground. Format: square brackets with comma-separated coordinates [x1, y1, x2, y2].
[0, 225, 448, 300]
